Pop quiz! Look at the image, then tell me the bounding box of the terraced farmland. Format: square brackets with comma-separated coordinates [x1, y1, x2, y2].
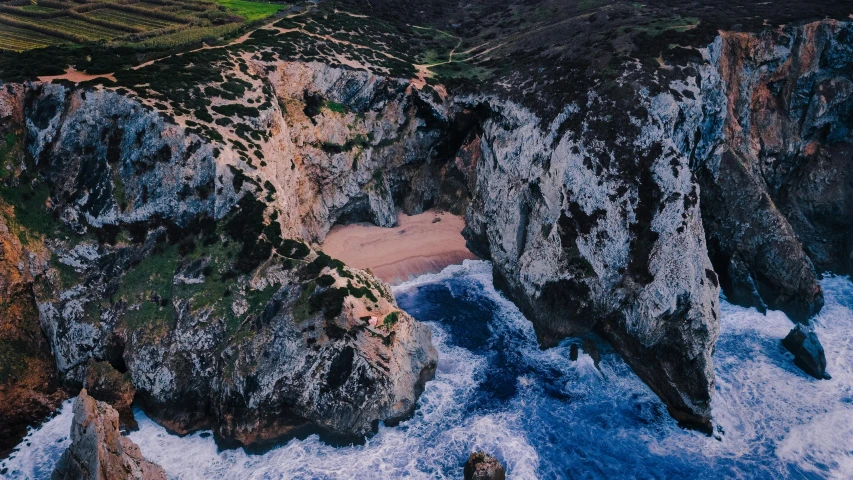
[39, 17, 126, 40]
[0, 0, 288, 52]
[0, 25, 65, 50]
[87, 9, 179, 31]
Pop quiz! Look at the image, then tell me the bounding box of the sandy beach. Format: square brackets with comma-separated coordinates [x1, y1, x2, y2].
[322, 210, 479, 285]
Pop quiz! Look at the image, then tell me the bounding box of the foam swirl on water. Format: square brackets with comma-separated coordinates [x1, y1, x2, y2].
[3, 260, 853, 479]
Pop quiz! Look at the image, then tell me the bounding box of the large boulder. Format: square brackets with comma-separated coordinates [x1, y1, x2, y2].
[51, 389, 166, 480]
[464, 452, 506, 480]
[781, 325, 831, 380]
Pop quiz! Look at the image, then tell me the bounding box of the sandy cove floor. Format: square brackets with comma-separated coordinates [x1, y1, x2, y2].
[321, 210, 479, 285]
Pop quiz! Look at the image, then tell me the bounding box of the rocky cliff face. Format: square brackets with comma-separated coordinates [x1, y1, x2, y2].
[0, 85, 67, 456]
[2, 17, 850, 449]
[696, 21, 853, 323]
[1, 79, 437, 450]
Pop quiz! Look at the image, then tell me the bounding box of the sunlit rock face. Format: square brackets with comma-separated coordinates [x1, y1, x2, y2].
[51, 389, 167, 480]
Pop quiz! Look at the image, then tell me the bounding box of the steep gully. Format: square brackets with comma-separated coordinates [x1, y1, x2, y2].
[1, 19, 851, 453]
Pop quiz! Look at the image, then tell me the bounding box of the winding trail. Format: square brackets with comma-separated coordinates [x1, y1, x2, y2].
[132, 10, 310, 71]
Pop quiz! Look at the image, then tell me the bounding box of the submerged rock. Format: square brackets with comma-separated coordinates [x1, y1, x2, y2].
[782, 325, 831, 380]
[51, 389, 166, 480]
[463, 452, 506, 480]
[581, 338, 601, 368]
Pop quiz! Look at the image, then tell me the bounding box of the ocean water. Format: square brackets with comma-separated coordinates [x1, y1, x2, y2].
[3, 260, 853, 479]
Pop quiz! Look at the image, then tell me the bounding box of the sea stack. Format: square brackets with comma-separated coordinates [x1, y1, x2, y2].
[52, 390, 166, 480]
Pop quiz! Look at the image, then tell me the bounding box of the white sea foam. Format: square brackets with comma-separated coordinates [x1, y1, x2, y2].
[4, 263, 853, 479]
[2, 399, 73, 480]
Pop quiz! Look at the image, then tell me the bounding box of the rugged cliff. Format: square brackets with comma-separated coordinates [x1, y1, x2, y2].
[1, 14, 851, 452]
[0, 80, 438, 450]
[460, 20, 853, 429]
[697, 21, 853, 322]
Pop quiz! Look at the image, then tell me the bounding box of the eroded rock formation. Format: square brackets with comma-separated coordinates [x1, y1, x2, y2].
[696, 21, 853, 323]
[1, 81, 437, 449]
[0, 100, 66, 455]
[51, 389, 166, 480]
[1, 18, 851, 448]
[782, 324, 831, 380]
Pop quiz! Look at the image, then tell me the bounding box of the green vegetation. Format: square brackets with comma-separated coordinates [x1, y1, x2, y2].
[382, 311, 399, 329]
[0, 175, 65, 246]
[292, 279, 317, 322]
[116, 244, 180, 331]
[0, 0, 286, 53]
[0, 340, 28, 384]
[324, 100, 347, 114]
[347, 280, 377, 303]
[214, 0, 285, 22]
[0, 133, 15, 181]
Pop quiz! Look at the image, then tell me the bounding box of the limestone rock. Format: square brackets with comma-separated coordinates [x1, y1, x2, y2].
[12, 83, 437, 448]
[464, 452, 506, 480]
[51, 389, 166, 480]
[782, 325, 831, 380]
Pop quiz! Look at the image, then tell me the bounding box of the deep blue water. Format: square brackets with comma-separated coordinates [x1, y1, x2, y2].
[4, 260, 853, 479]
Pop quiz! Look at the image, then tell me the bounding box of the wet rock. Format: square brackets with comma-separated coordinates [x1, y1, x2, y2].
[581, 338, 601, 368]
[782, 325, 831, 380]
[84, 360, 136, 431]
[463, 452, 506, 480]
[51, 389, 166, 480]
[569, 344, 579, 361]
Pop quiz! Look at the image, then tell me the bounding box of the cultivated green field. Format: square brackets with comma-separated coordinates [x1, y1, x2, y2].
[214, 0, 284, 22]
[0, 0, 288, 52]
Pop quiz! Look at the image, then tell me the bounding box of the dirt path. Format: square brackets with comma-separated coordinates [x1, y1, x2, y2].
[38, 67, 116, 84]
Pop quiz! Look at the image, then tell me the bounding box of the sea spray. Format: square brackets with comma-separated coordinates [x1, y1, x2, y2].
[4, 261, 853, 479]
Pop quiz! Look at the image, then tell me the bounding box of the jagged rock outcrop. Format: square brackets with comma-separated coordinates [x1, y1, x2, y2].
[464, 452, 506, 480]
[458, 19, 853, 428]
[459, 83, 720, 429]
[236, 59, 478, 242]
[694, 21, 853, 323]
[782, 324, 831, 380]
[2, 82, 437, 449]
[52, 389, 166, 480]
[0, 88, 67, 455]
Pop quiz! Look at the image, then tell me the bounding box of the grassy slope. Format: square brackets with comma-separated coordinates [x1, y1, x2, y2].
[214, 0, 288, 22]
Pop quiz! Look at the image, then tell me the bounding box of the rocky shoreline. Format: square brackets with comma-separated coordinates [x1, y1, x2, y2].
[1, 16, 851, 457]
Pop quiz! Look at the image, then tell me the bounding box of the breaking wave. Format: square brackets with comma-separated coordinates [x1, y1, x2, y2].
[4, 260, 853, 479]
